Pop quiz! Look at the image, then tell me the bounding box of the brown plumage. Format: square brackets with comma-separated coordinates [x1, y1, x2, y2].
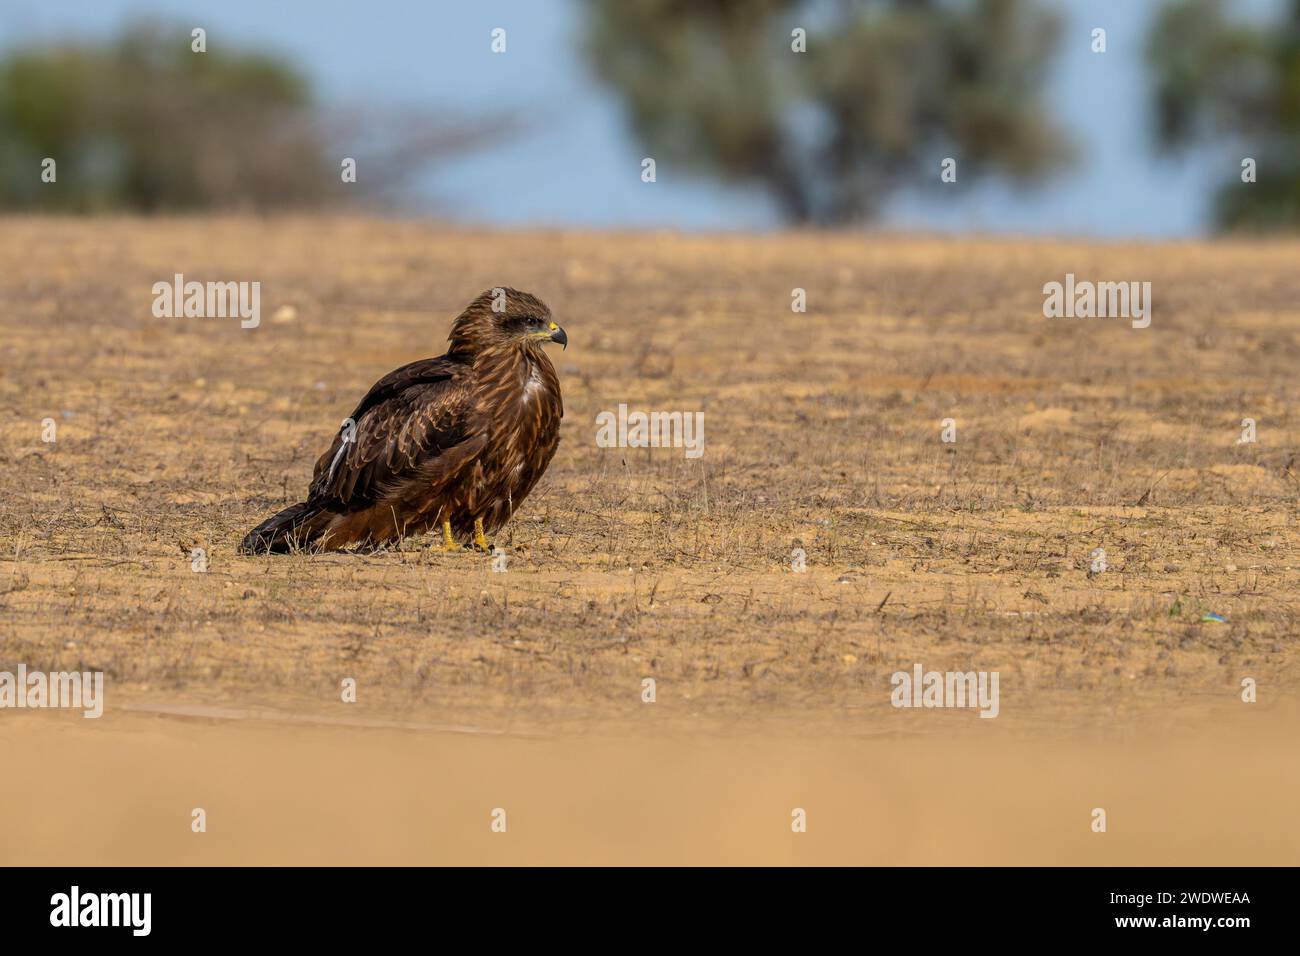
[239, 288, 566, 553]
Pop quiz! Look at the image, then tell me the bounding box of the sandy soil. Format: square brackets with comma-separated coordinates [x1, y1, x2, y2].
[1, 217, 1297, 863]
[4, 702, 1297, 865]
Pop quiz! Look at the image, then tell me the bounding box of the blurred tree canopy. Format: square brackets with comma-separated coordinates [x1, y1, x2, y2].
[581, 0, 1070, 225]
[0, 24, 508, 213]
[1147, 0, 1300, 230]
[0, 26, 330, 211]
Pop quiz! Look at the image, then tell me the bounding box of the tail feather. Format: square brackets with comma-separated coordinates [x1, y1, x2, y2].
[238, 502, 331, 554]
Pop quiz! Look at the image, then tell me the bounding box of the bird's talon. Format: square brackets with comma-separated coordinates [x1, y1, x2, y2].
[426, 519, 461, 553]
[473, 517, 491, 552]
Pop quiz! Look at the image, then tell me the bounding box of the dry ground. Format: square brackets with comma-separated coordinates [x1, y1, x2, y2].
[5, 702, 1299, 865]
[1, 217, 1298, 863]
[3, 216, 1297, 719]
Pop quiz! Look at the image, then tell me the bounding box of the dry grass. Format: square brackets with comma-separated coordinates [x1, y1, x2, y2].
[2, 216, 1299, 730]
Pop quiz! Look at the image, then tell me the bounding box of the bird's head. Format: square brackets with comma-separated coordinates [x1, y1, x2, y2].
[447, 288, 567, 358]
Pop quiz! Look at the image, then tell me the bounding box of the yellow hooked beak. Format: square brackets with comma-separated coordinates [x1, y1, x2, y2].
[531, 320, 567, 349]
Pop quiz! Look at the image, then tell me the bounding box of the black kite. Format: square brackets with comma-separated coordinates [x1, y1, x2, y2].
[239, 288, 566, 553]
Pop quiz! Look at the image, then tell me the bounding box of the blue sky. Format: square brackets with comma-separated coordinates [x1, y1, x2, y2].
[0, 0, 1274, 236]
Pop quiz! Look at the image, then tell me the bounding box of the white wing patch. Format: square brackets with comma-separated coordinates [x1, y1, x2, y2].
[326, 440, 349, 484]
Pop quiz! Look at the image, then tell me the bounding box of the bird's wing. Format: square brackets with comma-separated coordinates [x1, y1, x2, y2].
[308, 357, 485, 509]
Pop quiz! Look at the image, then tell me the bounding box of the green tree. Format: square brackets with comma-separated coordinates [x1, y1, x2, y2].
[0, 25, 326, 211]
[1147, 0, 1300, 230]
[581, 0, 1070, 225]
[0, 24, 509, 213]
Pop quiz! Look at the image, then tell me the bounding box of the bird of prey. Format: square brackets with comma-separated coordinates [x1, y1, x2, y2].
[239, 288, 566, 554]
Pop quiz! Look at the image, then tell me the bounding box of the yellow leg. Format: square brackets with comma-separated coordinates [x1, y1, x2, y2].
[473, 517, 490, 552]
[433, 519, 459, 552]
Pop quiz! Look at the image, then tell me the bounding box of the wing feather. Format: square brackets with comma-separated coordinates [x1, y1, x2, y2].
[308, 357, 482, 510]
